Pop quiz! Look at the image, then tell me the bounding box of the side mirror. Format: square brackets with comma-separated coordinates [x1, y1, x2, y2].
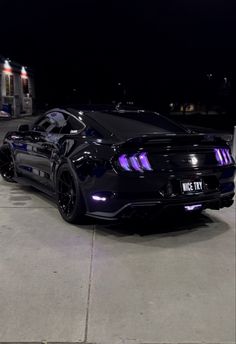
[18, 124, 30, 132]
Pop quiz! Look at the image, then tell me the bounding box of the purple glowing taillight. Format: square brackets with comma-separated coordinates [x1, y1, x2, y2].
[129, 155, 143, 172]
[118, 154, 132, 171]
[139, 152, 152, 171]
[226, 149, 233, 163]
[214, 148, 233, 166]
[118, 152, 152, 172]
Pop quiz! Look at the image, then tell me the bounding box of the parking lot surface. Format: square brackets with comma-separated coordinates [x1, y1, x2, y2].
[0, 118, 235, 344]
[0, 176, 235, 344]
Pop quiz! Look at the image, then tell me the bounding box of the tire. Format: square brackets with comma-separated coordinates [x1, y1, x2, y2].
[0, 144, 16, 183]
[56, 164, 86, 224]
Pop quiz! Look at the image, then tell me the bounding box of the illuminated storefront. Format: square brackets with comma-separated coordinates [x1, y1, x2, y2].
[0, 56, 35, 117]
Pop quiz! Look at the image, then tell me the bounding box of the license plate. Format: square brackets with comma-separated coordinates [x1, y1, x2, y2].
[181, 180, 203, 194]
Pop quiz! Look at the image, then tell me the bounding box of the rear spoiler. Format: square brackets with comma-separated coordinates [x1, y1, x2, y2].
[114, 133, 231, 149]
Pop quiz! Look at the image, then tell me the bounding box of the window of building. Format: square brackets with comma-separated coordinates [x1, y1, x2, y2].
[22, 78, 29, 95]
[5, 74, 14, 96]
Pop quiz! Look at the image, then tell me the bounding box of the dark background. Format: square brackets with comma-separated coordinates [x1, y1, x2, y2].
[1, 0, 236, 119]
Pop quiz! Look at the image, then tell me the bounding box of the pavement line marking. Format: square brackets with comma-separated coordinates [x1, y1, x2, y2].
[84, 225, 96, 343]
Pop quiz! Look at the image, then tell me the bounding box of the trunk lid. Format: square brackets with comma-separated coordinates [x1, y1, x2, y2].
[113, 133, 233, 172]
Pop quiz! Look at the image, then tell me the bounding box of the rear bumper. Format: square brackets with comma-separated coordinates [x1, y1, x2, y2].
[83, 165, 236, 220]
[86, 191, 235, 220]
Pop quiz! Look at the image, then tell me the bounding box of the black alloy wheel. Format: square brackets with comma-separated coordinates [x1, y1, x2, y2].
[56, 164, 86, 223]
[0, 144, 15, 182]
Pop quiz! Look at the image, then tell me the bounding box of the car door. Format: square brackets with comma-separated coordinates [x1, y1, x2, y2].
[15, 111, 68, 188]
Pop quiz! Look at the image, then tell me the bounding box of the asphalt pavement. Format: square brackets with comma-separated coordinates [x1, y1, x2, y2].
[0, 117, 235, 344]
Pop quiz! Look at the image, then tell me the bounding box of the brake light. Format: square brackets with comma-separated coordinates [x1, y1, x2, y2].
[214, 148, 233, 165]
[118, 154, 132, 171]
[118, 152, 152, 172]
[139, 152, 152, 171]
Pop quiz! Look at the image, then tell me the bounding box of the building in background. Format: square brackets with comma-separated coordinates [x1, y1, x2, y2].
[0, 56, 35, 117]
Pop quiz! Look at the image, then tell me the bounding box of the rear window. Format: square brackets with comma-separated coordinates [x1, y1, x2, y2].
[87, 111, 187, 139]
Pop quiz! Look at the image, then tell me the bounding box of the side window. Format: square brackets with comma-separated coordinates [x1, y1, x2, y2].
[83, 126, 102, 138]
[60, 115, 84, 134]
[47, 112, 67, 134]
[34, 112, 85, 135]
[34, 115, 52, 132]
[34, 112, 67, 133]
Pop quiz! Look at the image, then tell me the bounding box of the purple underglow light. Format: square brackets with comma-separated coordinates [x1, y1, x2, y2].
[184, 204, 202, 211]
[92, 195, 107, 202]
[130, 155, 143, 172]
[139, 152, 152, 171]
[118, 154, 131, 171]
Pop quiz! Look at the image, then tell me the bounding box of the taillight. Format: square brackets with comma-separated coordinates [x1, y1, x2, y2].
[118, 152, 152, 172]
[214, 148, 233, 165]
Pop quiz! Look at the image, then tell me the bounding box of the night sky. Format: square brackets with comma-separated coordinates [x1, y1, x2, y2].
[1, 0, 236, 109]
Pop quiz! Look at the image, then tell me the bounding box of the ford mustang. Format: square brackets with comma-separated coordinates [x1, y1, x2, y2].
[0, 107, 235, 223]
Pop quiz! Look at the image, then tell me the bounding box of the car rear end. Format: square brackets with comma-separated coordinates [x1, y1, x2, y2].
[82, 110, 235, 220]
[85, 133, 235, 220]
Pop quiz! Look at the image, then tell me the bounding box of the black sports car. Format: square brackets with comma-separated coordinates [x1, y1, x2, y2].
[0, 107, 235, 223]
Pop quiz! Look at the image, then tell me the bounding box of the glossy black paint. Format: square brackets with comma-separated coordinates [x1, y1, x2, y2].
[2, 107, 235, 220]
